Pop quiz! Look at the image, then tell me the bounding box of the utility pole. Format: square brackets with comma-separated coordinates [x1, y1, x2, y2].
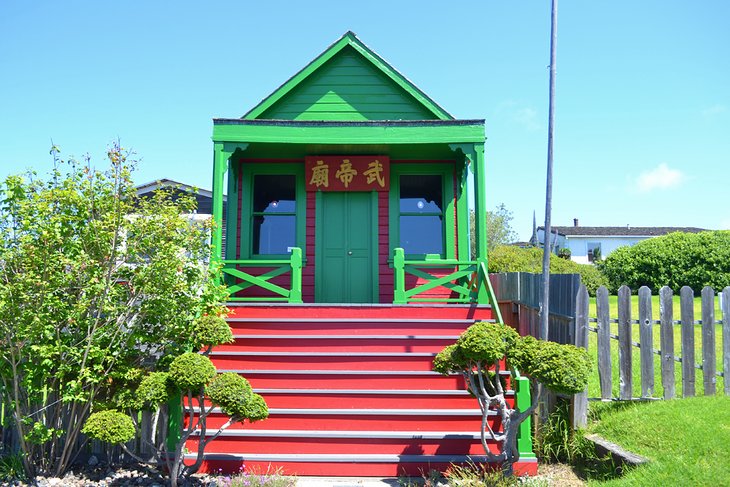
[541, 0, 558, 341]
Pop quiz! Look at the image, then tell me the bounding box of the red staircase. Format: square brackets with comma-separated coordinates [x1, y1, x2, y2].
[186, 304, 537, 477]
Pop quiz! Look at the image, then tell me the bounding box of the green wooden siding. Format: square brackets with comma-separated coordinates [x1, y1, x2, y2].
[259, 47, 437, 122]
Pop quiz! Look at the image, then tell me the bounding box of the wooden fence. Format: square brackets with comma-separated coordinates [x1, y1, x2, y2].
[581, 284, 730, 402]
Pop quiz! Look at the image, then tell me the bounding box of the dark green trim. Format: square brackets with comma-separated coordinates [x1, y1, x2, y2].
[239, 162, 306, 260]
[225, 159, 238, 261]
[213, 120, 484, 145]
[388, 163, 456, 261]
[243, 31, 452, 121]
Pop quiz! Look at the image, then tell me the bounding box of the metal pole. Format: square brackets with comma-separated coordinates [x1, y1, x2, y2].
[541, 0, 558, 341]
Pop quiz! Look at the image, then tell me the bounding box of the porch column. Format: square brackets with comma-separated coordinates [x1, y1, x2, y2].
[473, 143, 488, 262]
[211, 142, 232, 264]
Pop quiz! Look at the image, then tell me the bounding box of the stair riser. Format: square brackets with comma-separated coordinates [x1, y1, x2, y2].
[233, 374, 467, 390]
[228, 322, 475, 336]
[187, 437, 500, 455]
[199, 414, 503, 432]
[210, 355, 438, 371]
[227, 306, 493, 321]
[217, 338, 456, 353]
[190, 459, 537, 477]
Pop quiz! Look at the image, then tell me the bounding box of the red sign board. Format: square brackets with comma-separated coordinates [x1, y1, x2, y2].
[305, 155, 390, 192]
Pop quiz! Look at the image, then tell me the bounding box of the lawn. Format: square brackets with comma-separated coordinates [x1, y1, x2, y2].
[586, 396, 730, 485]
[586, 295, 727, 399]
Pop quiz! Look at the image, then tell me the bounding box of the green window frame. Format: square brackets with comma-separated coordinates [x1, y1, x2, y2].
[389, 163, 456, 260]
[239, 163, 306, 259]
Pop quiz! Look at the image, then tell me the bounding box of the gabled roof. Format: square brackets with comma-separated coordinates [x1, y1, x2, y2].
[243, 31, 453, 121]
[540, 226, 707, 237]
[135, 179, 213, 198]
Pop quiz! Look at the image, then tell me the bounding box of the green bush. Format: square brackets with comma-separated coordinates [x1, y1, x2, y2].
[82, 410, 135, 445]
[134, 372, 172, 410]
[207, 372, 268, 422]
[168, 352, 216, 391]
[192, 315, 233, 349]
[488, 245, 608, 295]
[600, 231, 730, 293]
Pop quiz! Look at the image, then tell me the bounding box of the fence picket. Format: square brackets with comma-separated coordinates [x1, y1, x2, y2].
[638, 286, 654, 398]
[722, 286, 730, 396]
[659, 286, 676, 400]
[572, 284, 589, 428]
[596, 286, 612, 400]
[701, 287, 717, 396]
[680, 286, 696, 397]
[618, 286, 632, 400]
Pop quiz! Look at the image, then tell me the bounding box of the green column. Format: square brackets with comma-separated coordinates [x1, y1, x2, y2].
[516, 376, 535, 459]
[473, 144, 487, 263]
[393, 248, 406, 304]
[211, 142, 229, 266]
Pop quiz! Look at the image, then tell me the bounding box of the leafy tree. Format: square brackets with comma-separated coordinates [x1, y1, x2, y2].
[470, 203, 519, 257]
[599, 231, 730, 293]
[83, 325, 268, 487]
[434, 322, 590, 475]
[0, 144, 228, 477]
[488, 245, 608, 295]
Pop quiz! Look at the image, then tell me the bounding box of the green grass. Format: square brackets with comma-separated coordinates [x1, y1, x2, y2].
[586, 396, 730, 486]
[588, 294, 722, 318]
[586, 295, 727, 399]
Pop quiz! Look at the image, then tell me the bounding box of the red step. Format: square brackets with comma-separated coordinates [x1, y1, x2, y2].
[185, 304, 537, 477]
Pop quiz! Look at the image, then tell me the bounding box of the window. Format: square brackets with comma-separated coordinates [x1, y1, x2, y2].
[398, 174, 444, 255]
[251, 175, 296, 255]
[587, 241, 601, 262]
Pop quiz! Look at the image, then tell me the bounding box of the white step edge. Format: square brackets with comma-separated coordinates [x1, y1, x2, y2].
[191, 430, 486, 439]
[183, 453, 526, 463]
[194, 407, 493, 416]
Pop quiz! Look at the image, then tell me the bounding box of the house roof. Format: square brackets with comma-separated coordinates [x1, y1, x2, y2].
[242, 31, 453, 121]
[135, 179, 225, 201]
[539, 226, 707, 237]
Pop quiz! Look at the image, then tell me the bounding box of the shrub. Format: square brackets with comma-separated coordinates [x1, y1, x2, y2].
[193, 315, 234, 350]
[168, 352, 216, 391]
[488, 245, 608, 295]
[134, 372, 172, 410]
[600, 231, 730, 293]
[207, 372, 269, 422]
[82, 410, 135, 445]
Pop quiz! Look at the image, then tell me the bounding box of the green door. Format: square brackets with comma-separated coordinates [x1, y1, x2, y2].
[316, 192, 376, 303]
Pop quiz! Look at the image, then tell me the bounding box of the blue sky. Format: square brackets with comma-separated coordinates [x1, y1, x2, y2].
[1, 1, 728, 240]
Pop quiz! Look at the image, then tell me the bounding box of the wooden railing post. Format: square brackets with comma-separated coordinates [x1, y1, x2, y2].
[393, 248, 406, 304]
[289, 247, 303, 304]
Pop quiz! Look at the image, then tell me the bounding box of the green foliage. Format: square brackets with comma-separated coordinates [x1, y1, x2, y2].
[433, 344, 466, 375]
[134, 372, 172, 410]
[0, 143, 228, 476]
[600, 231, 730, 293]
[456, 322, 518, 365]
[168, 352, 216, 391]
[82, 410, 135, 445]
[470, 204, 519, 257]
[488, 245, 608, 295]
[521, 341, 591, 395]
[193, 314, 234, 349]
[0, 453, 27, 482]
[221, 467, 296, 487]
[444, 462, 549, 486]
[207, 372, 269, 422]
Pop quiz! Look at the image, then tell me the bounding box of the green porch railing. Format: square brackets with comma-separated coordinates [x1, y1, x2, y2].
[221, 247, 303, 303]
[392, 248, 503, 318]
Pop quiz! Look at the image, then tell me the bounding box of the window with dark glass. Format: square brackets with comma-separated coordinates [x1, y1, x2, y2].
[399, 175, 443, 255]
[252, 175, 296, 255]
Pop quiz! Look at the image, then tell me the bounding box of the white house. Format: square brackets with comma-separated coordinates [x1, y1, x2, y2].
[537, 219, 706, 264]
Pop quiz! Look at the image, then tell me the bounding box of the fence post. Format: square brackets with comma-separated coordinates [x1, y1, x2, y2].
[618, 286, 633, 400]
[723, 287, 730, 396]
[393, 248, 406, 304]
[701, 286, 716, 396]
[572, 284, 589, 428]
[596, 286, 612, 400]
[659, 286, 676, 400]
[680, 286, 696, 397]
[289, 247, 303, 304]
[638, 286, 654, 398]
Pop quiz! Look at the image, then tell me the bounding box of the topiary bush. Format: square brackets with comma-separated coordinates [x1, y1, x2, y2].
[168, 352, 216, 391]
[133, 372, 172, 411]
[192, 315, 234, 351]
[82, 410, 135, 445]
[207, 372, 268, 422]
[434, 321, 591, 475]
[488, 245, 608, 295]
[600, 231, 730, 293]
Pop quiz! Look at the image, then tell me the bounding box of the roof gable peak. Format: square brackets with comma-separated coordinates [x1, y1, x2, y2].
[243, 31, 453, 121]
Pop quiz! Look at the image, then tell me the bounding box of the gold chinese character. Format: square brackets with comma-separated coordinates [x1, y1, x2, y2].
[363, 159, 385, 187]
[335, 159, 358, 188]
[309, 160, 329, 188]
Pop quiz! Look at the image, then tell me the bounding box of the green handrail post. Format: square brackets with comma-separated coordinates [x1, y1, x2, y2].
[515, 375, 535, 460]
[289, 247, 303, 303]
[393, 247, 406, 304]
